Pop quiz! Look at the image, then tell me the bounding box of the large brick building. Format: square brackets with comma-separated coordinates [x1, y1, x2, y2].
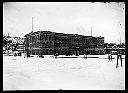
[24, 31, 105, 55]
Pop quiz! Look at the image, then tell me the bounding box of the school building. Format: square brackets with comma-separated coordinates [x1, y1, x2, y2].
[24, 31, 105, 55]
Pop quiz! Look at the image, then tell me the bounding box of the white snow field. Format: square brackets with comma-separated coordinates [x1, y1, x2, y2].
[3, 54, 125, 90]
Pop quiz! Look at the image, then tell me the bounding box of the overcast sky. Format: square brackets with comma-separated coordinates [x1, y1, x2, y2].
[3, 2, 125, 43]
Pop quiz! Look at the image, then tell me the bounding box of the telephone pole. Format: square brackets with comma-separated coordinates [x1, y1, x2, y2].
[120, 36, 121, 44]
[32, 17, 33, 32]
[91, 27, 92, 36]
[119, 23, 122, 44]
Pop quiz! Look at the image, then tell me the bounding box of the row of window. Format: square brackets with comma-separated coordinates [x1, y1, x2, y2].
[25, 35, 104, 45]
[54, 43, 68, 47]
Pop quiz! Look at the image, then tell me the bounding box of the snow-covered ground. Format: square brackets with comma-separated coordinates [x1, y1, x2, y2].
[3, 54, 125, 90]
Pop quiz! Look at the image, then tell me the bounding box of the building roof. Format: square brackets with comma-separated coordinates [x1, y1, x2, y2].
[24, 31, 104, 39]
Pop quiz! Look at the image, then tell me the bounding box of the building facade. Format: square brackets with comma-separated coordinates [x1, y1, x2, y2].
[24, 31, 105, 55]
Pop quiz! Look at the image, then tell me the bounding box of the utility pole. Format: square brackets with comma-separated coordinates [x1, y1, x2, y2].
[120, 36, 121, 44]
[119, 23, 122, 45]
[91, 27, 92, 36]
[32, 17, 33, 32]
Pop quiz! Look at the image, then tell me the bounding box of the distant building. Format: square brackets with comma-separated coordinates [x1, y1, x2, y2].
[24, 31, 105, 55]
[12, 37, 24, 52]
[104, 43, 125, 55]
[12, 37, 24, 44]
[3, 35, 24, 52]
